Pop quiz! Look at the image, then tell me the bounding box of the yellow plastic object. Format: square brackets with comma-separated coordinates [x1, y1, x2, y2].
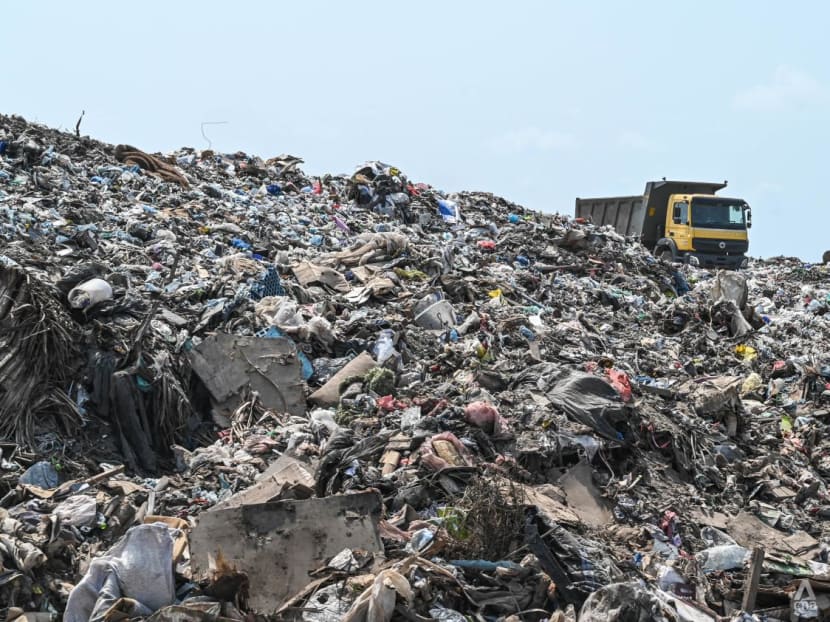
[735, 344, 757, 360]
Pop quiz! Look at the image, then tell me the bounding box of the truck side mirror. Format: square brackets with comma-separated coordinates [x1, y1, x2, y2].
[745, 208, 752, 229]
[672, 206, 681, 224]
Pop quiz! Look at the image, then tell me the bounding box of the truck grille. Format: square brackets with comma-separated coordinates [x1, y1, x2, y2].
[692, 238, 748, 254]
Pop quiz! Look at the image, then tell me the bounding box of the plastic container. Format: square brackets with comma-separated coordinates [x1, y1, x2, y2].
[68, 278, 113, 309]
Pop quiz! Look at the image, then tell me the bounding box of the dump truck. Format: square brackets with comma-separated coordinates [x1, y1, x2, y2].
[575, 180, 752, 269]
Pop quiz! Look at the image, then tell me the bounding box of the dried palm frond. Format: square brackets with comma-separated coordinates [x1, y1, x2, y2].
[0, 263, 82, 444]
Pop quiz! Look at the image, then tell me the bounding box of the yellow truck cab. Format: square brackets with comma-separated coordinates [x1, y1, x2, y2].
[575, 180, 752, 269]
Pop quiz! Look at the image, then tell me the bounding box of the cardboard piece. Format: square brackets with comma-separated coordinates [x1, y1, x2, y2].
[558, 461, 613, 527]
[187, 332, 306, 418]
[727, 511, 815, 557]
[190, 491, 383, 611]
[213, 455, 315, 510]
[292, 261, 350, 293]
[144, 515, 190, 563]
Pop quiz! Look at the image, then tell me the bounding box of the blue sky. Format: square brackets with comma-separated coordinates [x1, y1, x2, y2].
[6, 1, 828, 259]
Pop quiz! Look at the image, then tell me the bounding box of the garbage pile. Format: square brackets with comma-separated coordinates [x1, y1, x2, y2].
[3, 112, 830, 621]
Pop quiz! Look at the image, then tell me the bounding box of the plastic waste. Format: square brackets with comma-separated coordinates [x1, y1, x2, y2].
[373, 329, 399, 366]
[428, 607, 468, 622]
[464, 401, 510, 435]
[301, 583, 352, 621]
[696, 544, 749, 572]
[68, 278, 113, 309]
[735, 344, 757, 361]
[741, 372, 763, 396]
[606, 369, 633, 402]
[437, 199, 459, 223]
[405, 528, 435, 553]
[700, 526, 738, 548]
[449, 559, 524, 573]
[413, 293, 456, 330]
[19, 460, 60, 489]
[154, 228, 176, 242]
[54, 495, 98, 527]
[400, 406, 422, 430]
[656, 564, 690, 594]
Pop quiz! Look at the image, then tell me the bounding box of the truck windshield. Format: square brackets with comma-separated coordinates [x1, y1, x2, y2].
[691, 198, 747, 230]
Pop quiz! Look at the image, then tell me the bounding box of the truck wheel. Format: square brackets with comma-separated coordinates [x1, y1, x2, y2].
[657, 248, 674, 263]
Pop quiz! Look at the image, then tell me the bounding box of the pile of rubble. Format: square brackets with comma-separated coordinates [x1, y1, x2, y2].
[2, 112, 830, 621]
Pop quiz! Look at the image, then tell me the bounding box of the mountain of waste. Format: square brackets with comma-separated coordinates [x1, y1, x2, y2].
[2, 113, 830, 622]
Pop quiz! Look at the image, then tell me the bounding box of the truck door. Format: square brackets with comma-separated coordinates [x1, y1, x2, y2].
[666, 197, 693, 251]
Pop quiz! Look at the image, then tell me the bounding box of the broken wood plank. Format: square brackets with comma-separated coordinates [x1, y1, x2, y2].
[741, 546, 765, 613]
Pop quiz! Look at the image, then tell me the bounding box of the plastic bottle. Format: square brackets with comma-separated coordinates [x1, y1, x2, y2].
[68, 278, 113, 309]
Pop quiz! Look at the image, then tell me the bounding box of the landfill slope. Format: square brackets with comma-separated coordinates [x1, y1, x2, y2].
[2, 113, 830, 621]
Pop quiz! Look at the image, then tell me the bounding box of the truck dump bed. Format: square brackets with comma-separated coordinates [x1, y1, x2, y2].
[575, 195, 645, 237]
